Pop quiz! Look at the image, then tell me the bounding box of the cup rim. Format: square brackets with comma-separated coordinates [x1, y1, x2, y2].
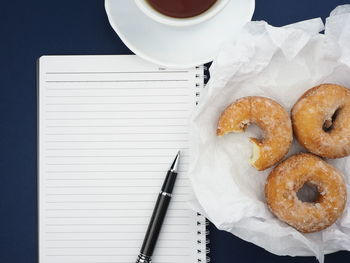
[134, 0, 230, 27]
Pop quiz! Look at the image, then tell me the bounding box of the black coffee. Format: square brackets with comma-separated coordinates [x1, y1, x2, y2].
[146, 0, 217, 18]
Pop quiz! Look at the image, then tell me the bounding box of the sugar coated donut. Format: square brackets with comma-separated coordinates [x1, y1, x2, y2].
[265, 153, 347, 233]
[216, 96, 292, 171]
[292, 84, 350, 158]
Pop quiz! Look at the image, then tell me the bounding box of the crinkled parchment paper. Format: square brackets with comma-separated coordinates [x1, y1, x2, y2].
[188, 5, 350, 262]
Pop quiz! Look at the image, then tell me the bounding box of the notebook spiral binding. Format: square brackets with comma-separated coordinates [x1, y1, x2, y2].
[195, 64, 211, 263]
[195, 65, 210, 106]
[195, 212, 210, 263]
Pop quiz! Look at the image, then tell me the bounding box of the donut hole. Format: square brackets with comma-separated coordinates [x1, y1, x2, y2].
[323, 108, 341, 132]
[296, 182, 320, 203]
[245, 123, 264, 140]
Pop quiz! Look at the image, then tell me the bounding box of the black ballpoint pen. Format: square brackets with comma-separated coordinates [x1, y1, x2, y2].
[136, 151, 180, 263]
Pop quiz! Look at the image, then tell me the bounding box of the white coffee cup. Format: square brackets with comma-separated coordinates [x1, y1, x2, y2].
[134, 0, 230, 27]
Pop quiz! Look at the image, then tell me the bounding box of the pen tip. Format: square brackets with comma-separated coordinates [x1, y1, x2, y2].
[170, 151, 180, 172]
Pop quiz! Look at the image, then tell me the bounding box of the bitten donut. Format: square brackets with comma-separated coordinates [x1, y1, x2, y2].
[216, 96, 292, 171]
[292, 84, 350, 158]
[265, 153, 347, 233]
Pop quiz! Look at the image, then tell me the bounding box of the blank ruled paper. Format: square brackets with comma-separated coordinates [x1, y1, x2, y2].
[38, 55, 206, 263]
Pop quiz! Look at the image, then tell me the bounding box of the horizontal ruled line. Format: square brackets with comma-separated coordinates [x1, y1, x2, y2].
[46, 79, 189, 83]
[45, 178, 189, 180]
[47, 87, 188, 90]
[46, 71, 188, 74]
[46, 124, 187, 127]
[46, 215, 190, 219]
[45, 186, 189, 188]
[45, 170, 187, 173]
[46, 237, 189, 241]
[46, 147, 188, 150]
[42, 261, 186, 263]
[46, 254, 190, 257]
[46, 170, 186, 173]
[45, 224, 189, 227]
[45, 193, 188, 196]
[46, 102, 187, 105]
[45, 154, 188, 159]
[46, 204, 187, 208]
[45, 245, 189, 248]
[46, 208, 189, 211]
[45, 140, 188, 143]
[43, 261, 186, 263]
[46, 95, 188, 98]
[46, 203, 186, 206]
[43, 261, 187, 263]
[46, 201, 154, 203]
[45, 227, 148, 229]
[45, 202, 186, 205]
[45, 133, 188, 136]
[46, 162, 188, 165]
[45, 231, 189, 235]
[46, 109, 188, 112]
[45, 117, 187, 120]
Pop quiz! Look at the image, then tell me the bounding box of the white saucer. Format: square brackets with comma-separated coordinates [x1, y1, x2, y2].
[105, 0, 255, 68]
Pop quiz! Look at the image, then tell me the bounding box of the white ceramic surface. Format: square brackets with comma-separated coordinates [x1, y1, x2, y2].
[134, 0, 230, 27]
[105, 0, 255, 68]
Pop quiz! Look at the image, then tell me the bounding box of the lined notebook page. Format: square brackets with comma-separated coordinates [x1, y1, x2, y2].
[38, 55, 206, 263]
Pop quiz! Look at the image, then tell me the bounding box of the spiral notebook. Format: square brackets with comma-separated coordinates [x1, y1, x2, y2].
[38, 55, 208, 263]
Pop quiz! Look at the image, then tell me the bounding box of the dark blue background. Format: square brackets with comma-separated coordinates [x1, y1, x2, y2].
[1, 0, 350, 262]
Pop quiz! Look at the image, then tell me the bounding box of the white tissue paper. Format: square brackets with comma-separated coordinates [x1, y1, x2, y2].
[188, 5, 350, 262]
